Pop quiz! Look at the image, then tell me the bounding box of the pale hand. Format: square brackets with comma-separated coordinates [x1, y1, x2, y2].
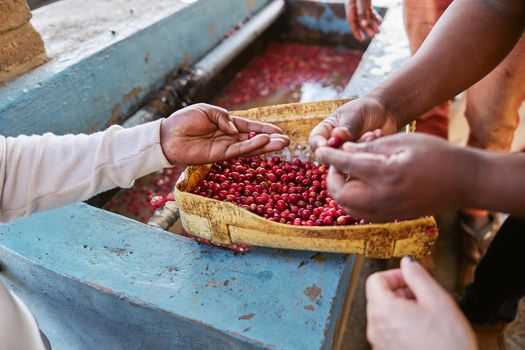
[366, 257, 477, 350]
[160, 103, 290, 166]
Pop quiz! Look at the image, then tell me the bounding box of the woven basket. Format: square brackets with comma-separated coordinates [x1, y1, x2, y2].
[166, 99, 438, 258]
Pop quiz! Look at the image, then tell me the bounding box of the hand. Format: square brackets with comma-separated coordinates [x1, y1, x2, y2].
[309, 96, 399, 151]
[366, 257, 477, 350]
[316, 133, 476, 222]
[345, 0, 382, 42]
[160, 103, 290, 166]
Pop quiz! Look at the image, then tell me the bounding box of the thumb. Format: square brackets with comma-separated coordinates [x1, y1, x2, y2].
[316, 147, 388, 182]
[400, 257, 448, 306]
[331, 98, 398, 141]
[330, 103, 373, 142]
[197, 104, 237, 136]
[217, 114, 238, 136]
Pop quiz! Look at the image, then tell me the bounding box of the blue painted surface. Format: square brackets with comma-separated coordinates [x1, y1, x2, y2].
[0, 203, 353, 349]
[0, 0, 269, 137]
[296, 2, 350, 35]
[0, 1, 366, 347]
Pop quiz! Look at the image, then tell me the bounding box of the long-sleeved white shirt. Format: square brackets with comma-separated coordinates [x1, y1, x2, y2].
[0, 119, 172, 349]
[0, 119, 171, 223]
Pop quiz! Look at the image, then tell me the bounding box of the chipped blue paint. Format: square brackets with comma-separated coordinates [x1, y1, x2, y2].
[0, 0, 269, 137]
[0, 203, 354, 349]
[296, 2, 350, 35]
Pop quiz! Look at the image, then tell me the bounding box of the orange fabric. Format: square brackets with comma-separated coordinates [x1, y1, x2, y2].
[403, 0, 524, 149]
[414, 102, 449, 139]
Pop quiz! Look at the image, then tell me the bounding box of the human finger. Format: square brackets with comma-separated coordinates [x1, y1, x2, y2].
[356, 0, 371, 29]
[366, 269, 407, 303]
[242, 135, 290, 157]
[356, 129, 383, 143]
[328, 104, 376, 142]
[232, 116, 284, 135]
[326, 167, 380, 214]
[393, 286, 416, 300]
[360, 1, 377, 37]
[316, 147, 388, 180]
[217, 114, 238, 136]
[195, 103, 234, 131]
[400, 257, 449, 306]
[223, 134, 271, 159]
[370, 9, 382, 32]
[342, 135, 403, 156]
[309, 117, 337, 150]
[346, 0, 365, 42]
[238, 132, 289, 144]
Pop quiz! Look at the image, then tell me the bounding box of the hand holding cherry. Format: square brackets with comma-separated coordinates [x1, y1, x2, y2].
[160, 103, 290, 166]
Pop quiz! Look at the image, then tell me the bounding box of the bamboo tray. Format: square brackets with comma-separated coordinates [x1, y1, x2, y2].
[160, 99, 437, 258]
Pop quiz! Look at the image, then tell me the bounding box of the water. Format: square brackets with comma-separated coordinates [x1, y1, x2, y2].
[214, 42, 362, 110]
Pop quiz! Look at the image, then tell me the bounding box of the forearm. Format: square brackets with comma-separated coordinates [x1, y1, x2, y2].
[369, 0, 525, 126]
[466, 150, 525, 216]
[0, 120, 171, 223]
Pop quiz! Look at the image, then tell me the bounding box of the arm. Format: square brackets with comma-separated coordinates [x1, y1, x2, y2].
[310, 0, 525, 147]
[470, 149, 525, 217]
[316, 133, 525, 222]
[0, 104, 289, 223]
[372, 0, 525, 126]
[0, 120, 169, 223]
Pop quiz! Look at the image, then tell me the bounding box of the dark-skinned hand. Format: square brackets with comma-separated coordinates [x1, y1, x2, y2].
[316, 133, 476, 222]
[345, 0, 382, 42]
[160, 103, 290, 166]
[309, 96, 398, 151]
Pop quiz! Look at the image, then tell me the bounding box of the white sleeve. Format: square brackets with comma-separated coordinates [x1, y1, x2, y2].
[0, 282, 47, 350]
[0, 119, 172, 223]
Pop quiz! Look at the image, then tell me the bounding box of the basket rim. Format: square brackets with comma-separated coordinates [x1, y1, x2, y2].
[174, 166, 437, 237]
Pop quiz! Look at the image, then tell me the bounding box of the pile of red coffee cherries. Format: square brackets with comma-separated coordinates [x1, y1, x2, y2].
[215, 43, 363, 109]
[192, 155, 366, 226]
[105, 167, 182, 222]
